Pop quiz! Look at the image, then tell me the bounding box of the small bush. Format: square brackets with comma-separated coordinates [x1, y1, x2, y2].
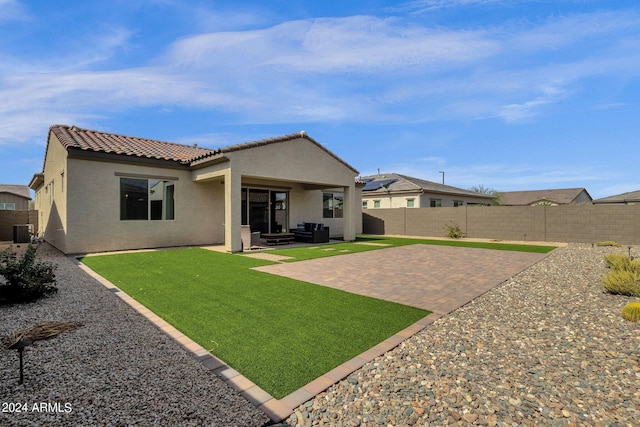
[601, 270, 640, 297]
[605, 254, 640, 273]
[597, 241, 621, 247]
[445, 222, 464, 239]
[0, 244, 57, 304]
[621, 301, 640, 322]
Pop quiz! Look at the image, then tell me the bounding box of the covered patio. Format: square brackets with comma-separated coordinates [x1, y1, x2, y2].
[190, 132, 362, 253]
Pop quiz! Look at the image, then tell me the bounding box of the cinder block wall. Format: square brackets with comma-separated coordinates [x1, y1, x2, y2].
[363, 204, 640, 244]
[405, 207, 467, 237]
[0, 211, 38, 242]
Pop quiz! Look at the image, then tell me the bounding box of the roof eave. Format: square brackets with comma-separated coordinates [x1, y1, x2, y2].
[67, 147, 192, 170]
[29, 174, 45, 190]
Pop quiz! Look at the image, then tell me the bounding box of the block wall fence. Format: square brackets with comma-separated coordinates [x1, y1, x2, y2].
[0, 210, 38, 242]
[362, 204, 640, 245]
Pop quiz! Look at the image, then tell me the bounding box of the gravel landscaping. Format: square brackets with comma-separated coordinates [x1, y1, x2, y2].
[0, 244, 269, 427]
[279, 244, 640, 427]
[2, 242, 639, 427]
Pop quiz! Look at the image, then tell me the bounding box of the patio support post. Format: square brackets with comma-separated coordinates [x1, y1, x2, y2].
[343, 183, 356, 241]
[224, 169, 242, 253]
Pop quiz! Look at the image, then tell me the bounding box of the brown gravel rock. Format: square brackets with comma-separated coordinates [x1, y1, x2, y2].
[0, 244, 269, 427]
[285, 244, 640, 426]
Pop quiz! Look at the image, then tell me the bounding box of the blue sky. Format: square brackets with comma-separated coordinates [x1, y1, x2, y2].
[1, 0, 639, 199]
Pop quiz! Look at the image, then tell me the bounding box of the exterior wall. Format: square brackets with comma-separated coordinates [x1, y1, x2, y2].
[289, 187, 325, 229]
[363, 192, 420, 209]
[363, 204, 640, 244]
[33, 134, 69, 251]
[418, 193, 490, 207]
[64, 157, 224, 254]
[573, 191, 592, 204]
[362, 192, 491, 209]
[0, 193, 30, 211]
[225, 137, 356, 187]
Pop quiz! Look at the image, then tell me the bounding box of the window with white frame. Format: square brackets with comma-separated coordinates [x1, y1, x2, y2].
[406, 198, 415, 208]
[430, 199, 442, 207]
[0, 203, 16, 210]
[374, 200, 381, 208]
[323, 192, 343, 218]
[362, 201, 368, 209]
[120, 177, 175, 220]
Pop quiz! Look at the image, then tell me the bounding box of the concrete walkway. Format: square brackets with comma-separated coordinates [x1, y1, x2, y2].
[253, 244, 550, 314]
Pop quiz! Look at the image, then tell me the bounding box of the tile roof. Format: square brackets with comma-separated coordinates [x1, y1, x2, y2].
[360, 173, 493, 199]
[501, 188, 590, 206]
[593, 189, 640, 204]
[51, 125, 218, 165]
[0, 184, 31, 199]
[48, 126, 358, 173]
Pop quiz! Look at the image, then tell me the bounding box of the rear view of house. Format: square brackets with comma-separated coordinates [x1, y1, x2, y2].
[29, 125, 362, 254]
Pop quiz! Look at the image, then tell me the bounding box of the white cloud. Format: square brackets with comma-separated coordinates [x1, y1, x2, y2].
[441, 164, 604, 192]
[2, 7, 640, 146]
[164, 16, 499, 75]
[0, 0, 30, 22]
[497, 95, 557, 122]
[394, 0, 504, 13]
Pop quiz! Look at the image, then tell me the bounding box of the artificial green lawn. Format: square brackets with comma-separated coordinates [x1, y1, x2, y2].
[268, 234, 556, 261]
[81, 248, 429, 399]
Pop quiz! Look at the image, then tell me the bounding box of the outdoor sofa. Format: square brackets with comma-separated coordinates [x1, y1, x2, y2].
[293, 222, 329, 243]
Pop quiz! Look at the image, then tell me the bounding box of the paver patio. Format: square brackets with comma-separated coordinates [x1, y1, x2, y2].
[253, 244, 550, 314]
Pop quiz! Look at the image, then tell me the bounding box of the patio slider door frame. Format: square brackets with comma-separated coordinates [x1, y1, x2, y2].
[241, 187, 289, 234]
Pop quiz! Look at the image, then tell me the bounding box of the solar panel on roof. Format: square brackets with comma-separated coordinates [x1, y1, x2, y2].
[362, 179, 396, 191]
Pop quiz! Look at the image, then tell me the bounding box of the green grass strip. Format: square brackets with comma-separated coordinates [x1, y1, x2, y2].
[267, 234, 556, 261]
[81, 248, 428, 399]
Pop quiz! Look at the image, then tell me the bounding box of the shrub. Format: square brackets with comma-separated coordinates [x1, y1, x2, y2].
[604, 254, 640, 273]
[597, 241, 621, 247]
[445, 222, 464, 239]
[601, 270, 640, 297]
[621, 301, 640, 322]
[0, 244, 57, 304]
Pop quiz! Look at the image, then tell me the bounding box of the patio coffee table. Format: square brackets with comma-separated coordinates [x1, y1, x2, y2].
[262, 233, 295, 245]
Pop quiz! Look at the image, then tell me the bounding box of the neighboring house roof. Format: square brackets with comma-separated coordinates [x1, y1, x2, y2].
[360, 173, 494, 201]
[501, 188, 591, 206]
[46, 125, 358, 173]
[593, 190, 640, 204]
[0, 184, 31, 200]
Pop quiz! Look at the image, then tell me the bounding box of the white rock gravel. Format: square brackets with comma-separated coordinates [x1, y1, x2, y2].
[1, 244, 269, 427]
[281, 244, 640, 427]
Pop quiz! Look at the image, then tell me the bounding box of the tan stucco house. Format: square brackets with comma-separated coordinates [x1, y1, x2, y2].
[360, 173, 493, 209]
[0, 184, 31, 211]
[29, 125, 362, 254]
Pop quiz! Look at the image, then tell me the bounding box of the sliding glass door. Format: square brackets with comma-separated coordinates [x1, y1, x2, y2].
[272, 191, 288, 233]
[241, 188, 288, 234]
